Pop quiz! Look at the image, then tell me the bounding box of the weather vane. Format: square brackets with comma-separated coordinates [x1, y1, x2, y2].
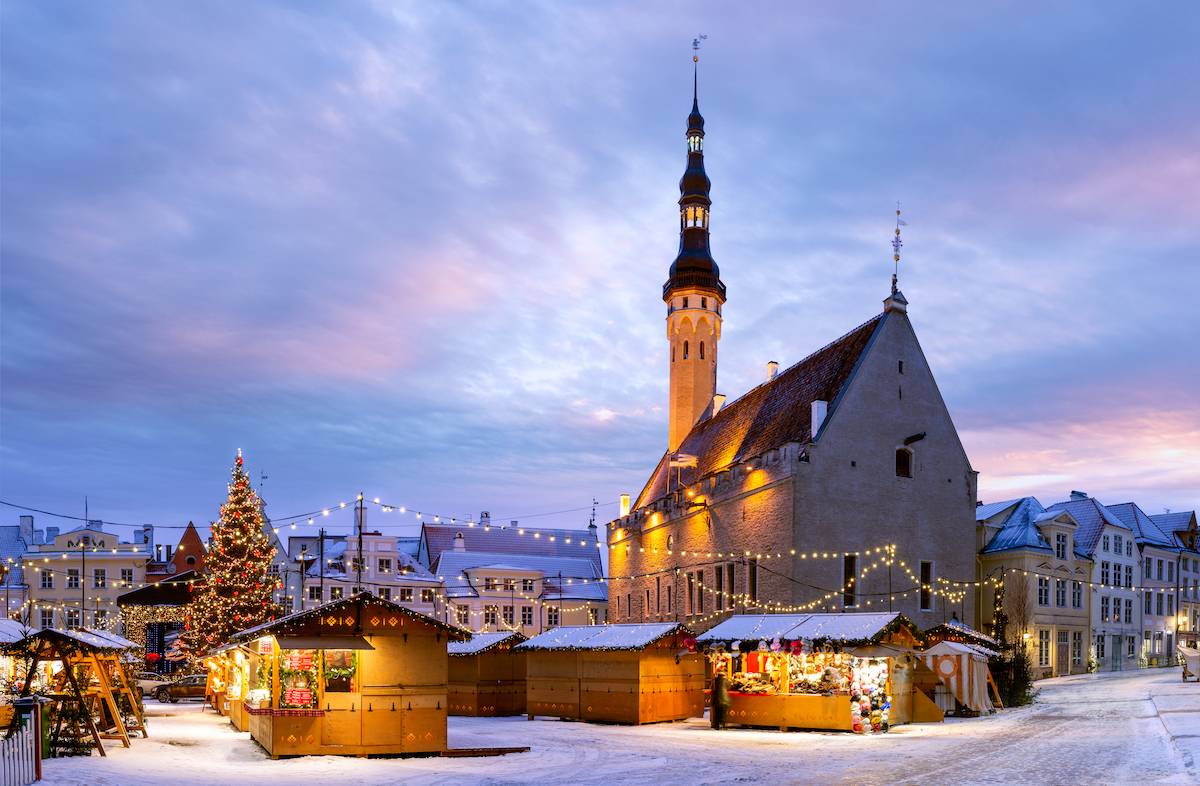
[891, 202, 908, 294]
[692, 34, 707, 63]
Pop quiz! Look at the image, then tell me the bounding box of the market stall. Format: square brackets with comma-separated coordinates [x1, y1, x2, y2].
[517, 623, 704, 725]
[206, 643, 252, 730]
[228, 592, 468, 758]
[697, 613, 944, 734]
[448, 631, 527, 716]
[922, 641, 996, 715]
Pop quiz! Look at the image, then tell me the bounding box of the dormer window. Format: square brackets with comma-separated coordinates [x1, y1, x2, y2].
[1055, 532, 1068, 560]
[681, 204, 709, 230]
[688, 133, 703, 153]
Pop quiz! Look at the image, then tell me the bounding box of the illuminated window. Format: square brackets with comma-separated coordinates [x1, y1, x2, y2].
[681, 204, 709, 229]
[896, 448, 913, 478]
[688, 133, 703, 153]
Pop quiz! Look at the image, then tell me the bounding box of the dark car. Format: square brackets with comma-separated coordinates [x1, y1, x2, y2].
[155, 674, 207, 703]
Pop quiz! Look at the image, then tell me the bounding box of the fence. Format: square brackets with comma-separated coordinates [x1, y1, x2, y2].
[0, 709, 41, 786]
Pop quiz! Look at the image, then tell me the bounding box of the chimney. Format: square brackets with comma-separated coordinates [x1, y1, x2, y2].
[1070, 490, 1089, 501]
[619, 494, 631, 517]
[766, 361, 779, 381]
[46, 526, 60, 543]
[142, 524, 154, 546]
[18, 515, 33, 545]
[711, 393, 726, 415]
[480, 511, 490, 526]
[452, 532, 466, 551]
[811, 399, 828, 436]
[509, 520, 518, 529]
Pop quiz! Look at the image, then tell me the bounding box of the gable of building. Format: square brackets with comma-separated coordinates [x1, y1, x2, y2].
[631, 313, 885, 510]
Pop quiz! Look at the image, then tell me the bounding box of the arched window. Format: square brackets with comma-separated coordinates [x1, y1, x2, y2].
[671, 345, 676, 362]
[896, 448, 913, 478]
[683, 341, 689, 359]
[701, 297, 707, 309]
[688, 133, 703, 153]
[667, 534, 674, 550]
[699, 341, 705, 360]
[186, 555, 196, 567]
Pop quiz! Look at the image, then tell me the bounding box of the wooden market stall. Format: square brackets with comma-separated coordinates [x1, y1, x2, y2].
[206, 643, 252, 731]
[517, 623, 704, 725]
[3, 628, 141, 756]
[697, 612, 945, 734]
[448, 631, 527, 716]
[228, 592, 468, 758]
[922, 641, 998, 715]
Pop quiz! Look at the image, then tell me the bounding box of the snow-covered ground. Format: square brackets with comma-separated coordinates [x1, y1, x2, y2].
[41, 668, 1200, 785]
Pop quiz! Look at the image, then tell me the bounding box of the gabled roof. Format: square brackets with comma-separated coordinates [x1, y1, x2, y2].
[230, 592, 468, 643]
[1153, 511, 1198, 535]
[1108, 502, 1178, 550]
[420, 523, 601, 573]
[979, 497, 1078, 556]
[975, 499, 1023, 522]
[516, 623, 686, 652]
[435, 551, 606, 601]
[697, 612, 918, 647]
[449, 630, 526, 656]
[0, 525, 31, 587]
[633, 314, 884, 510]
[1046, 496, 1130, 557]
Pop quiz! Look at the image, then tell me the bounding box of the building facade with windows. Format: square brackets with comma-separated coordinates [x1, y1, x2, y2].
[606, 72, 977, 631]
[23, 522, 148, 632]
[1047, 493, 1140, 671]
[435, 547, 606, 634]
[1154, 511, 1200, 635]
[975, 497, 1091, 677]
[1109, 501, 1188, 665]
[298, 530, 443, 619]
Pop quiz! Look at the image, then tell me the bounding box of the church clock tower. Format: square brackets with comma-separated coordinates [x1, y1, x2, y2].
[664, 59, 726, 452]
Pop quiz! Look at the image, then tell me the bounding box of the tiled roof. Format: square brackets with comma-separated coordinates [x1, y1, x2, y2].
[1108, 503, 1177, 549]
[1046, 497, 1129, 557]
[633, 314, 885, 509]
[975, 499, 1023, 522]
[435, 550, 606, 601]
[1152, 511, 1198, 535]
[421, 523, 601, 573]
[980, 497, 1055, 555]
[0, 526, 30, 587]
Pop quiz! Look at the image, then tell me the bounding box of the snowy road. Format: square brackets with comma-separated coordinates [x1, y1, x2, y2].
[41, 668, 1199, 785]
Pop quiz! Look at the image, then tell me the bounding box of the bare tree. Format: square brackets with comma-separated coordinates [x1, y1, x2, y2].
[1004, 572, 1033, 647]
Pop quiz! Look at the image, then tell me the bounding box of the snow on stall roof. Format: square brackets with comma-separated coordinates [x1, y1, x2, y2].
[516, 623, 683, 651]
[78, 627, 139, 649]
[449, 631, 524, 656]
[698, 613, 905, 644]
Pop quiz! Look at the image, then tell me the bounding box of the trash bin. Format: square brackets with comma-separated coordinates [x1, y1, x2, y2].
[12, 696, 53, 759]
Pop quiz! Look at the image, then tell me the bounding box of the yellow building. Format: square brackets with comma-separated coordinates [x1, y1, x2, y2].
[24, 523, 149, 632]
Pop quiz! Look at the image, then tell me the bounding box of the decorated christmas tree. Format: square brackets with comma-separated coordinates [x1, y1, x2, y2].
[182, 450, 280, 660]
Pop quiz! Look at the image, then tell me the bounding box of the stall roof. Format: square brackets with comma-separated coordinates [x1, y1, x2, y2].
[516, 623, 686, 652]
[230, 591, 469, 644]
[925, 640, 998, 658]
[924, 619, 999, 650]
[277, 635, 375, 651]
[75, 627, 139, 650]
[2, 627, 125, 655]
[697, 613, 918, 647]
[449, 631, 526, 656]
[0, 620, 37, 645]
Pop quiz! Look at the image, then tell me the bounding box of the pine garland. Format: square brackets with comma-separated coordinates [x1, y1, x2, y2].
[181, 451, 281, 662]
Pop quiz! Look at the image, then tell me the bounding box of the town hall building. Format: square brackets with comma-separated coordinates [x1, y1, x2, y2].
[606, 63, 978, 631]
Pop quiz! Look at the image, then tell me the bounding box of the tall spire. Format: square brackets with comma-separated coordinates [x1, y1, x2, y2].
[664, 36, 724, 302]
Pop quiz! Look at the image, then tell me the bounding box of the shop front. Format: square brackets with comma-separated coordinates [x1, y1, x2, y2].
[228, 592, 467, 758]
[697, 612, 944, 734]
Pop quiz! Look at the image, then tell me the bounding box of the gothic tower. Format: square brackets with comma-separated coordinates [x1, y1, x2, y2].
[665, 62, 726, 452]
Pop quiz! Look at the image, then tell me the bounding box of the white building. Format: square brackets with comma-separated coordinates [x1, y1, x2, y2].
[298, 530, 444, 619]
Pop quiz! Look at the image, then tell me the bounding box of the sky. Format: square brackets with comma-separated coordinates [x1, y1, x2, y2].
[2, 2, 1198, 544]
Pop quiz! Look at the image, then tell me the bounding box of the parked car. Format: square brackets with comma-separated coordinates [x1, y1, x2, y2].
[134, 671, 171, 699]
[155, 674, 207, 703]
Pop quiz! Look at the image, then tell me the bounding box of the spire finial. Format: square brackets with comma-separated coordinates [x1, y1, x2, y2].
[891, 201, 907, 294]
[691, 35, 707, 107]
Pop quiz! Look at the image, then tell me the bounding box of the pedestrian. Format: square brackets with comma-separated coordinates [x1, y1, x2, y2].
[711, 670, 731, 730]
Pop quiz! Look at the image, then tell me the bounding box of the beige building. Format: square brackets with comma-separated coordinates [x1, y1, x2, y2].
[975, 497, 1091, 677]
[299, 529, 443, 619]
[607, 76, 977, 631]
[24, 523, 149, 632]
[435, 544, 606, 633]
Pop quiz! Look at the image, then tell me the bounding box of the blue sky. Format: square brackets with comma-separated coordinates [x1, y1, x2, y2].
[2, 2, 1198, 542]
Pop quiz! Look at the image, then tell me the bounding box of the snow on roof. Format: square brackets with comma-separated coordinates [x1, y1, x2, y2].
[924, 640, 997, 658]
[698, 613, 909, 645]
[0, 619, 36, 644]
[449, 630, 525, 656]
[436, 551, 606, 601]
[975, 499, 1023, 522]
[980, 497, 1055, 555]
[1108, 502, 1177, 549]
[516, 623, 684, 652]
[1047, 496, 1130, 556]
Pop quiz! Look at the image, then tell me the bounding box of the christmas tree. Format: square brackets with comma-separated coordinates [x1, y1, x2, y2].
[182, 450, 280, 660]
